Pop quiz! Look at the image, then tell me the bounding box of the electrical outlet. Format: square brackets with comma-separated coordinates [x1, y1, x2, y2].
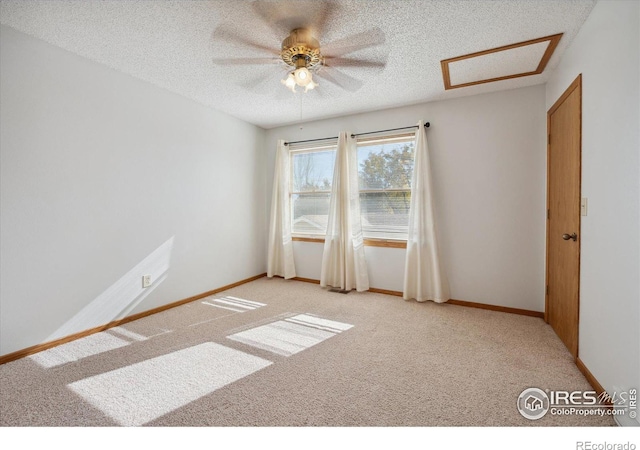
[142, 274, 152, 288]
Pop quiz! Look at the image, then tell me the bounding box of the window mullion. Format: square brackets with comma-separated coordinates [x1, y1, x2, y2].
[289, 133, 416, 240]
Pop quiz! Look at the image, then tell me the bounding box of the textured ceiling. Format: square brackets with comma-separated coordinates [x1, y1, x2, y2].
[0, 0, 597, 129]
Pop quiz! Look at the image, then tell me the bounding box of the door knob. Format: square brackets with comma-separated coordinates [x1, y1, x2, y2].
[562, 233, 577, 241]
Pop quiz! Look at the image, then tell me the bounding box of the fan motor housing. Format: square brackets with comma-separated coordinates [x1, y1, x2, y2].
[280, 28, 323, 68]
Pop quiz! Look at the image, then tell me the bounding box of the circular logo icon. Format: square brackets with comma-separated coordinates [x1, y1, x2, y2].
[517, 388, 550, 420]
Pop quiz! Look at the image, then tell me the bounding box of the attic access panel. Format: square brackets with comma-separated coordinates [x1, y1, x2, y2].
[441, 33, 563, 90]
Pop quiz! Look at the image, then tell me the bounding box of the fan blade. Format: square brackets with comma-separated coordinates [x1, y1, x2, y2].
[315, 67, 363, 92]
[212, 25, 279, 55]
[251, 0, 297, 38]
[322, 28, 386, 57]
[323, 57, 386, 69]
[306, 86, 325, 99]
[310, 1, 336, 38]
[212, 57, 281, 66]
[239, 67, 291, 94]
[251, 0, 338, 39]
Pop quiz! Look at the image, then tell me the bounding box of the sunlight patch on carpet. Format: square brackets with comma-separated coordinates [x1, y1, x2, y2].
[227, 314, 353, 357]
[109, 326, 150, 341]
[68, 342, 272, 426]
[30, 332, 130, 368]
[202, 296, 266, 313]
[110, 321, 173, 340]
[284, 314, 354, 333]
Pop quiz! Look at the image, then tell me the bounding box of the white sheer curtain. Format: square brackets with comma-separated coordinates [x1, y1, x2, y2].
[320, 132, 369, 292]
[267, 139, 296, 279]
[403, 121, 450, 302]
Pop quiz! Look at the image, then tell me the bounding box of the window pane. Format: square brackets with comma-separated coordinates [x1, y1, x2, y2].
[358, 140, 414, 191]
[292, 150, 336, 192]
[357, 137, 415, 239]
[289, 136, 415, 239]
[292, 193, 331, 235]
[359, 191, 411, 239]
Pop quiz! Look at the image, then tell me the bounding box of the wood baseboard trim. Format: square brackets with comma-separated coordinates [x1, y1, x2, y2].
[368, 287, 404, 297]
[0, 273, 267, 365]
[575, 357, 606, 396]
[292, 276, 321, 284]
[447, 299, 544, 318]
[288, 277, 544, 318]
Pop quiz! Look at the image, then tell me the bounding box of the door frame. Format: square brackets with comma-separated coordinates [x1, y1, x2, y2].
[544, 74, 583, 357]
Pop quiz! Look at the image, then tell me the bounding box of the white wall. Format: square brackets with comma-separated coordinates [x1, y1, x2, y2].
[0, 26, 267, 356]
[266, 85, 547, 312]
[545, 0, 639, 424]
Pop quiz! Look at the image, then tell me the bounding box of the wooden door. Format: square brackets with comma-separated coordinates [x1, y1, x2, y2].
[546, 75, 582, 358]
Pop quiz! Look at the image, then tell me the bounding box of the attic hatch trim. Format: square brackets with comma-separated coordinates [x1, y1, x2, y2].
[441, 33, 563, 90]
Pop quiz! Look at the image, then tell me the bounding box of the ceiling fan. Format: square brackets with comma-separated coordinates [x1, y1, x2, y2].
[211, 0, 388, 94]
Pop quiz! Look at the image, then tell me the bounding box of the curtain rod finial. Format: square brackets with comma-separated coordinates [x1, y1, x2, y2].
[425, 122, 430, 128]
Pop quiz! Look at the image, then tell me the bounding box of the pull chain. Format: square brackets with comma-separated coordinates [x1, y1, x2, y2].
[299, 92, 303, 129]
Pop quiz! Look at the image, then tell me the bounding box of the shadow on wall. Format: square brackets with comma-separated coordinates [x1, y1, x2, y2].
[45, 236, 175, 343]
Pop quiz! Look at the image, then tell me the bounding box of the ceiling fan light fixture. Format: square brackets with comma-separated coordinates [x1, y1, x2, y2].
[303, 79, 318, 93]
[293, 67, 311, 85]
[281, 67, 319, 93]
[213, 19, 387, 96]
[281, 73, 297, 92]
[278, 28, 324, 93]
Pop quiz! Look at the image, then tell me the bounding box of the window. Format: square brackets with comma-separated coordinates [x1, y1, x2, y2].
[289, 133, 416, 240]
[357, 134, 415, 240]
[290, 144, 336, 236]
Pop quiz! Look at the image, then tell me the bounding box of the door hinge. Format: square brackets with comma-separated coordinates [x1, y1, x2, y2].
[548, 134, 551, 145]
[546, 285, 549, 296]
[547, 209, 550, 220]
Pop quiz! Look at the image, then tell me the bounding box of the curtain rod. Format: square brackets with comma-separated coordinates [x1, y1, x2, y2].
[284, 122, 430, 146]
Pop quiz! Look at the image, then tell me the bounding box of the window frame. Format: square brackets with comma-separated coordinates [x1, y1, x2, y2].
[288, 141, 337, 238]
[356, 132, 416, 242]
[288, 132, 416, 247]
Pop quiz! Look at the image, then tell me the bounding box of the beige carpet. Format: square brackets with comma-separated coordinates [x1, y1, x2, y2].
[0, 277, 615, 426]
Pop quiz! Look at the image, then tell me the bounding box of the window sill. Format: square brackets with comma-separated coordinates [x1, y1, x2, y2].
[292, 236, 407, 249]
[363, 238, 407, 249]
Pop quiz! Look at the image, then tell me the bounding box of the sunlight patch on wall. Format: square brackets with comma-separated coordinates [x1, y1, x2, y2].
[46, 237, 175, 342]
[227, 314, 353, 357]
[68, 342, 272, 426]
